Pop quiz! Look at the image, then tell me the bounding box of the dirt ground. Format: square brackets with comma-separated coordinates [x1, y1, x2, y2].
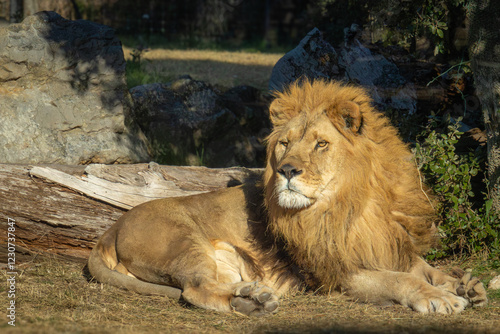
[122, 46, 283, 91]
[1, 257, 499, 334]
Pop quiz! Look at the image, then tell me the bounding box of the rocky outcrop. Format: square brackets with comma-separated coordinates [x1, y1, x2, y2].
[268, 28, 340, 93]
[0, 11, 149, 164]
[269, 27, 416, 115]
[130, 76, 270, 168]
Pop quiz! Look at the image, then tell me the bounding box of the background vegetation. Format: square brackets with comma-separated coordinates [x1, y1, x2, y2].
[415, 119, 499, 264]
[12, 0, 467, 59]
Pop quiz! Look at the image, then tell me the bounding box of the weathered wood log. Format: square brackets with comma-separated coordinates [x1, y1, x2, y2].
[0, 163, 262, 263]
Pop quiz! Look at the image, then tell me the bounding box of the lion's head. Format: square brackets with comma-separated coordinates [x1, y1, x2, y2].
[264, 80, 381, 213]
[263, 80, 437, 290]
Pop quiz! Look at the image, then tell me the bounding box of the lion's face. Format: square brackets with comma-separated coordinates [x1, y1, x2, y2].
[270, 109, 353, 210]
[265, 81, 365, 211]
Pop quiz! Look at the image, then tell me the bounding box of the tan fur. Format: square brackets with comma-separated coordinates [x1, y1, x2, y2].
[264, 80, 436, 289]
[88, 79, 487, 315]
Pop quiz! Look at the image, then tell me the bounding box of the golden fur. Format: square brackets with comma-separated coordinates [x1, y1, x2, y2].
[264, 80, 437, 290]
[88, 79, 487, 315]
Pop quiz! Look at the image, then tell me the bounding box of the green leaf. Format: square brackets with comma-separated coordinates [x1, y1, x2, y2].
[485, 199, 493, 214]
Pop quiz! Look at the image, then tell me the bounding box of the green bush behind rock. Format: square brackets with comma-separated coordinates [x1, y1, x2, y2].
[415, 118, 499, 265]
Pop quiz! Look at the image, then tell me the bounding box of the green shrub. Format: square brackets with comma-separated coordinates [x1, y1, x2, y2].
[371, 0, 469, 56]
[414, 118, 499, 264]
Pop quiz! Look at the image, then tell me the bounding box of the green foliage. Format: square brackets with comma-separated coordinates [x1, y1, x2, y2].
[415, 0, 456, 55]
[372, 0, 469, 56]
[415, 118, 500, 264]
[488, 286, 500, 300]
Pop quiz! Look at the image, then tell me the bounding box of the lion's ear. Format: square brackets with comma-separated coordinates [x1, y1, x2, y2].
[337, 101, 362, 134]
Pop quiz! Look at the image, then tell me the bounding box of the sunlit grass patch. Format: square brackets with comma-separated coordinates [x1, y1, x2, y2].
[122, 47, 283, 91]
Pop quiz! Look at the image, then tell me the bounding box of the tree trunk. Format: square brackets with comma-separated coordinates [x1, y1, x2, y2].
[0, 163, 262, 263]
[469, 0, 500, 213]
[9, 0, 22, 22]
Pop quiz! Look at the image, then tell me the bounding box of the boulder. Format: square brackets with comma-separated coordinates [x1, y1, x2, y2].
[339, 25, 416, 115]
[0, 11, 149, 164]
[130, 76, 270, 168]
[268, 28, 340, 93]
[269, 27, 416, 115]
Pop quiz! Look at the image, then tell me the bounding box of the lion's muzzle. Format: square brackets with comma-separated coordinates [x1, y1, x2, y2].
[277, 163, 303, 181]
[275, 163, 312, 209]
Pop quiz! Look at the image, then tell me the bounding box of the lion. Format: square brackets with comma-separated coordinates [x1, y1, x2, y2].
[88, 79, 487, 315]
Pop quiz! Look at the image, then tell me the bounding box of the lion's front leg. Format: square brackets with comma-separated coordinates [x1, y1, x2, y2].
[342, 269, 469, 314]
[410, 257, 488, 307]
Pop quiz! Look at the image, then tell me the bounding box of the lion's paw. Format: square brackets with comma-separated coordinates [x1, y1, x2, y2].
[455, 272, 488, 307]
[230, 282, 279, 316]
[411, 292, 468, 314]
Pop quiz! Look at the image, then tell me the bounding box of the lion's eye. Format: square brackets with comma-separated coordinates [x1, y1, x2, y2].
[279, 141, 288, 148]
[316, 140, 328, 148]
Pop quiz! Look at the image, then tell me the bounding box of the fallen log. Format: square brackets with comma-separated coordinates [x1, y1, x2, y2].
[0, 163, 262, 263]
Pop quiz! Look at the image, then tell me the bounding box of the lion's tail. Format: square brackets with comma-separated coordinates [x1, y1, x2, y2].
[87, 246, 182, 299]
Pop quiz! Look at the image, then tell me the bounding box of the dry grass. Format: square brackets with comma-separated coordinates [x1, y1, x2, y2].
[1, 256, 499, 333]
[122, 47, 284, 91]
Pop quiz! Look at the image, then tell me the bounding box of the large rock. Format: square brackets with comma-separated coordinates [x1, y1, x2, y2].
[339, 26, 416, 115]
[130, 76, 270, 168]
[0, 11, 149, 164]
[269, 27, 416, 115]
[268, 28, 340, 93]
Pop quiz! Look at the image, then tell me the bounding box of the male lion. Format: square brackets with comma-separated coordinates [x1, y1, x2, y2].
[88, 80, 487, 315]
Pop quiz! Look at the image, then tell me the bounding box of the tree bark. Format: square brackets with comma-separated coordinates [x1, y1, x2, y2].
[0, 163, 262, 263]
[9, 0, 23, 22]
[469, 0, 500, 213]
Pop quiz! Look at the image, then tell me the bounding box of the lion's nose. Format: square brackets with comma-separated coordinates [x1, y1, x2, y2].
[277, 164, 303, 180]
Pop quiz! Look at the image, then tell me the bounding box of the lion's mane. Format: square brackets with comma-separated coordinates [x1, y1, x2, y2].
[263, 80, 437, 291]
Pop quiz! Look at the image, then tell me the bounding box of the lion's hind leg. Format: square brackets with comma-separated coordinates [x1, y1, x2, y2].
[410, 258, 488, 307]
[230, 281, 280, 316]
[179, 240, 279, 316]
[183, 280, 279, 316]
